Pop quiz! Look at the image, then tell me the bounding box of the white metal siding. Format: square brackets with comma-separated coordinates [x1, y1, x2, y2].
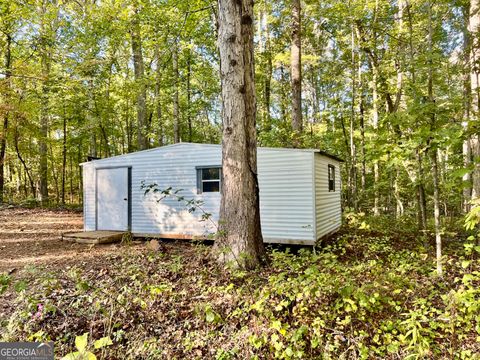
[258, 150, 315, 243]
[92, 144, 221, 236]
[83, 164, 96, 231]
[314, 154, 342, 239]
[82, 143, 318, 244]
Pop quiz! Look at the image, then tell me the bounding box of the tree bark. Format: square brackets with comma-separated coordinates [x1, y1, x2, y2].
[131, 2, 148, 150]
[428, 2, 442, 277]
[186, 46, 193, 142]
[264, 15, 272, 130]
[173, 42, 180, 143]
[463, 2, 472, 212]
[417, 150, 427, 230]
[154, 42, 163, 146]
[349, 26, 357, 210]
[39, 1, 50, 204]
[61, 107, 67, 205]
[372, 67, 380, 216]
[470, 0, 480, 199]
[87, 80, 97, 157]
[215, 0, 266, 269]
[0, 30, 12, 204]
[358, 53, 366, 195]
[14, 121, 35, 198]
[290, 0, 302, 138]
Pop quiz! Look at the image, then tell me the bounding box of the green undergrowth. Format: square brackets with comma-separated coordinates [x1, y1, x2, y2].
[1, 226, 479, 359]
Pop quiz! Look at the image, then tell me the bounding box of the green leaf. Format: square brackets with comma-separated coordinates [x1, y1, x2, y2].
[461, 260, 471, 269]
[451, 168, 472, 179]
[75, 333, 89, 352]
[285, 347, 294, 356]
[14, 280, 27, 292]
[205, 308, 216, 323]
[61, 351, 80, 360]
[94, 336, 113, 349]
[271, 320, 282, 331]
[85, 351, 97, 360]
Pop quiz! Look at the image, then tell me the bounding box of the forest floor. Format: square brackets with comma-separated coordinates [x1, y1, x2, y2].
[1, 208, 480, 359]
[0, 207, 144, 271]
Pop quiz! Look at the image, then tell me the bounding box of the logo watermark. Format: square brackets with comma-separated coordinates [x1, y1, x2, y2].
[0, 342, 53, 360]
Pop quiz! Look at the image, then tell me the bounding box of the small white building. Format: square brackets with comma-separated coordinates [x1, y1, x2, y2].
[81, 143, 342, 245]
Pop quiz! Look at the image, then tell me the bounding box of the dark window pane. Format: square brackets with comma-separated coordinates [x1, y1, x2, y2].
[329, 180, 335, 192]
[202, 168, 220, 180]
[202, 181, 220, 192]
[328, 165, 335, 191]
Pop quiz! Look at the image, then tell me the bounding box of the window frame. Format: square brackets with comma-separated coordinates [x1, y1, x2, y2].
[328, 164, 336, 192]
[196, 166, 222, 194]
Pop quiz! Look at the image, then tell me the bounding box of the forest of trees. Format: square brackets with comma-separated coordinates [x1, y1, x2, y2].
[1, 0, 479, 230]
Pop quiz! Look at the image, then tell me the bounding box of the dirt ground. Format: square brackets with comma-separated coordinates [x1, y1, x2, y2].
[0, 207, 145, 272]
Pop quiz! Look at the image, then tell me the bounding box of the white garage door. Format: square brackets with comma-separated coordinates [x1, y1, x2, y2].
[96, 167, 129, 231]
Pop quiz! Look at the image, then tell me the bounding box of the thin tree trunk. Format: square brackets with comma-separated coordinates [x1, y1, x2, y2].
[69, 153, 74, 203]
[463, 2, 472, 211]
[428, 2, 442, 277]
[394, 168, 404, 217]
[154, 44, 163, 146]
[358, 55, 366, 195]
[279, 65, 287, 124]
[154, 42, 163, 146]
[61, 109, 67, 205]
[0, 30, 12, 204]
[350, 26, 357, 210]
[372, 70, 380, 216]
[417, 150, 427, 230]
[359, 2, 381, 215]
[14, 124, 35, 198]
[186, 46, 192, 142]
[87, 80, 97, 157]
[291, 0, 302, 138]
[432, 148, 442, 276]
[258, 5, 272, 130]
[39, 1, 50, 204]
[264, 13, 272, 130]
[173, 42, 180, 143]
[49, 142, 59, 202]
[215, 0, 266, 269]
[470, 0, 480, 199]
[131, 2, 148, 150]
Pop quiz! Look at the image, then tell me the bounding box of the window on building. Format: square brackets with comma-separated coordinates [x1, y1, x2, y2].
[196, 166, 221, 194]
[328, 164, 335, 192]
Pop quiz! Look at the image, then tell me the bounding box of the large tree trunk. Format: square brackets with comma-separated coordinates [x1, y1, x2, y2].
[215, 0, 266, 269]
[290, 0, 302, 137]
[131, 3, 148, 150]
[0, 30, 12, 204]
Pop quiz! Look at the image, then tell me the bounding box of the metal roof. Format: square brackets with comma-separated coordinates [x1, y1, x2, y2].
[80, 142, 344, 165]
